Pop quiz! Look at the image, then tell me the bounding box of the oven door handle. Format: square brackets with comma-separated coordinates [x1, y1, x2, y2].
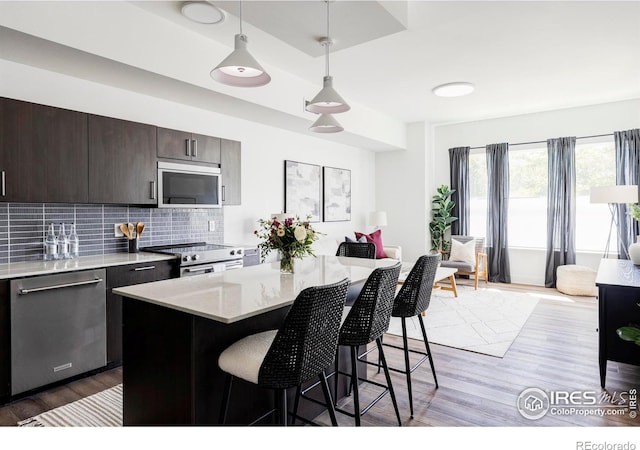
[184, 265, 216, 273]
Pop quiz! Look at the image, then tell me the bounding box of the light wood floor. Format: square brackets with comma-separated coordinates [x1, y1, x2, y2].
[1, 278, 639, 427]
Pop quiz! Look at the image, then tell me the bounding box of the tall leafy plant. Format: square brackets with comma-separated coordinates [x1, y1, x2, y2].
[429, 185, 458, 253]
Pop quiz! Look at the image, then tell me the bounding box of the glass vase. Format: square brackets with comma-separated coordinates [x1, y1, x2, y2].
[279, 251, 294, 274]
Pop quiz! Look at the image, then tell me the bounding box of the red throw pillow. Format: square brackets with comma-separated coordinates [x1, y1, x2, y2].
[354, 230, 387, 259]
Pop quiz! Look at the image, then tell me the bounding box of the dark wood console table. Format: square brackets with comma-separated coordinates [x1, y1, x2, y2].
[595, 259, 640, 388]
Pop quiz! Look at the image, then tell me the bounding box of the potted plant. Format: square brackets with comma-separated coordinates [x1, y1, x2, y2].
[627, 203, 640, 264]
[254, 214, 321, 274]
[617, 325, 640, 346]
[429, 184, 458, 254]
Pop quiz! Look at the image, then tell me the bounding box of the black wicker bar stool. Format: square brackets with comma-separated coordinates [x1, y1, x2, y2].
[218, 278, 350, 426]
[381, 253, 440, 418]
[297, 262, 403, 426]
[336, 241, 376, 305]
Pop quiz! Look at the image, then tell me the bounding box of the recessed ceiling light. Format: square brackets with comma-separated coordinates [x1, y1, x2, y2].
[432, 82, 475, 97]
[181, 1, 226, 25]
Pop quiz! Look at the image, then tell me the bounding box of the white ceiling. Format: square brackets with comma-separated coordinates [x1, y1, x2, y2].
[133, 0, 640, 125]
[0, 1, 638, 150]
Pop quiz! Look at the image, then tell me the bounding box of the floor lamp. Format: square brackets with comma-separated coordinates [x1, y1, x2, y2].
[590, 185, 639, 259]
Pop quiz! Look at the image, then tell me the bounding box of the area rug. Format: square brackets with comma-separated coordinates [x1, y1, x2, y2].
[386, 286, 540, 358]
[18, 384, 122, 427]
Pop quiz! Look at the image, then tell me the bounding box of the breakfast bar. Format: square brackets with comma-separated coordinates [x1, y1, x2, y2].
[113, 255, 397, 425]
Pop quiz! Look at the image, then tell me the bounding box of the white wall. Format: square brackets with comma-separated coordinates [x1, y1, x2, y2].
[432, 99, 640, 285]
[0, 59, 377, 253]
[375, 122, 432, 263]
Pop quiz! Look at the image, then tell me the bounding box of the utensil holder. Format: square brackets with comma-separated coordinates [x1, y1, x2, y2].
[128, 238, 139, 253]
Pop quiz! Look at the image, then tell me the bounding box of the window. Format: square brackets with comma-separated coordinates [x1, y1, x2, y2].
[467, 137, 616, 252]
[575, 137, 616, 252]
[469, 150, 487, 241]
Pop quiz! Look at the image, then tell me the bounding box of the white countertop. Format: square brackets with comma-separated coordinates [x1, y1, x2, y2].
[113, 255, 398, 324]
[0, 252, 177, 280]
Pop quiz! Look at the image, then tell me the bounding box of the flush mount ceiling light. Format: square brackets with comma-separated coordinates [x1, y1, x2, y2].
[432, 82, 475, 97]
[306, 1, 350, 115]
[309, 113, 344, 134]
[210, 0, 271, 87]
[181, 1, 226, 24]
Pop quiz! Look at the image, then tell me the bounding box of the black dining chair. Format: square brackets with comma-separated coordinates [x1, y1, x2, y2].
[382, 253, 440, 418]
[218, 278, 350, 426]
[318, 262, 403, 426]
[336, 241, 377, 259]
[336, 241, 377, 305]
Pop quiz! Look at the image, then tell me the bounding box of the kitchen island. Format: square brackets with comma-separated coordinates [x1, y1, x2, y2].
[113, 255, 397, 425]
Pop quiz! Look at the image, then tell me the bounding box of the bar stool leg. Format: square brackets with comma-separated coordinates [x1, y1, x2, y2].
[350, 345, 361, 426]
[219, 374, 233, 424]
[276, 388, 288, 426]
[418, 315, 438, 388]
[291, 385, 302, 425]
[400, 317, 415, 418]
[376, 338, 402, 426]
[319, 370, 339, 426]
[333, 351, 340, 406]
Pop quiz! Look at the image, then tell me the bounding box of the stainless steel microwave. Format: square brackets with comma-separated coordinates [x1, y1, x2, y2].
[157, 161, 222, 208]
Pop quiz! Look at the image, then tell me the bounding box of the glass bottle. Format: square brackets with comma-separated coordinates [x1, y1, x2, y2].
[57, 223, 70, 259]
[68, 223, 79, 258]
[44, 223, 58, 261]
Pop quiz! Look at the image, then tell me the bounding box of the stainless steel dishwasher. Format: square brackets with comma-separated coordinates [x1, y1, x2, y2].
[10, 269, 106, 395]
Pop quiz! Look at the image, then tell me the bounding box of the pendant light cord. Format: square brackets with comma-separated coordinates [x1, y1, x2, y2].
[325, 0, 330, 77]
[239, 0, 243, 35]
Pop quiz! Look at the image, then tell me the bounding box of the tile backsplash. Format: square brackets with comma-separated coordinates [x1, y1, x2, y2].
[0, 203, 224, 264]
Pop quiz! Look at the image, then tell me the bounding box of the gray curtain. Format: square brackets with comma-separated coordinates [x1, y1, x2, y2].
[615, 129, 640, 258]
[545, 137, 576, 287]
[486, 143, 511, 283]
[449, 147, 470, 236]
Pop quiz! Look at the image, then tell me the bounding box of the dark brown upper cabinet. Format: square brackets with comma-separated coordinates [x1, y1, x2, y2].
[0, 97, 88, 203]
[157, 127, 221, 165]
[88, 115, 157, 205]
[220, 139, 241, 205]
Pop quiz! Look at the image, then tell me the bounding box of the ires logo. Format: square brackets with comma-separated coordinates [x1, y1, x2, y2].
[517, 388, 637, 420]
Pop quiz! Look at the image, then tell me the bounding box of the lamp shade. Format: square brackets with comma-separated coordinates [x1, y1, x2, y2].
[368, 211, 388, 228]
[309, 113, 343, 133]
[210, 34, 271, 87]
[590, 185, 639, 204]
[306, 76, 350, 114]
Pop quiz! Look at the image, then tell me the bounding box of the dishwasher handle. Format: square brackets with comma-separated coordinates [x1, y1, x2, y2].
[18, 278, 104, 295]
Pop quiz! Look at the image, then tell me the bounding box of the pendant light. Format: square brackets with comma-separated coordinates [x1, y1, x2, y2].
[309, 113, 344, 133]
[210, 1, 271, 87]
[306, 1, 350, 114]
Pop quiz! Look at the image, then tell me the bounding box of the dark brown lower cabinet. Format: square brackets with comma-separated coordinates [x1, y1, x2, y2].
[0, 280, 9, 401]
[122, 297, 357, 425]
[106, 260, 177, 366]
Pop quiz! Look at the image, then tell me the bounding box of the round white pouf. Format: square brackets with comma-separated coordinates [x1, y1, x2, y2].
[556, 265, 598, 296]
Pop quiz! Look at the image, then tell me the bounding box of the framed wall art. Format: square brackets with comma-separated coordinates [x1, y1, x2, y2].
[323, 166, 351, 222]
[284, 160, 321, 222]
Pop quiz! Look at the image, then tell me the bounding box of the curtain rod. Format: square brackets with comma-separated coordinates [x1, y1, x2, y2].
[468, 133, 613, 150]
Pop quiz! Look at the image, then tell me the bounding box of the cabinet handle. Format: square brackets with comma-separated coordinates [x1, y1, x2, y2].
[192, 139, 197, 158]
[150, 181, 156, 200]
[1, 171, 4, 197]
[185, 139, 191, 156]
[133, 266, 156, 271]
[222, 185, 226, 202]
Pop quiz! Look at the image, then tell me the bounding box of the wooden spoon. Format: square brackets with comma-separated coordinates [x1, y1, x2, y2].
[120, 223, 131, 240]
[136, 222, 145, 238]
[128, 223, 135, 239]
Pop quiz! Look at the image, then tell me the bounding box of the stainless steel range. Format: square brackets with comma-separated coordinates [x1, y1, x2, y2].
[144, 242, 244, 277]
